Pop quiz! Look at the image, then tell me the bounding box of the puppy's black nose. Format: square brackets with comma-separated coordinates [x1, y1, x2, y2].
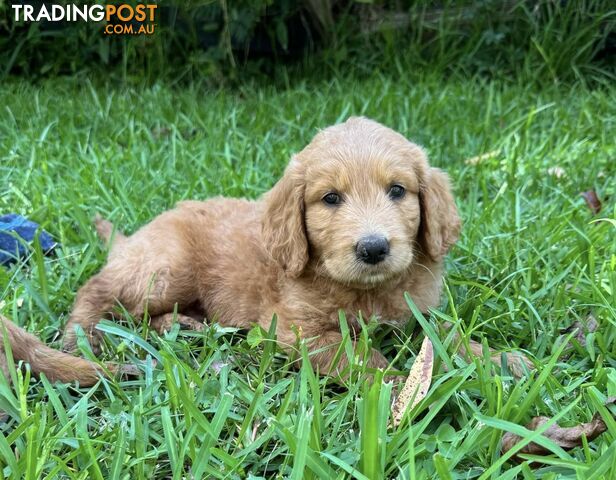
[356, 235, 390, 264]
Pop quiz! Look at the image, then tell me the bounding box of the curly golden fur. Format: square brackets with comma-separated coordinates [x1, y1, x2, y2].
[1, 117, 464, 385]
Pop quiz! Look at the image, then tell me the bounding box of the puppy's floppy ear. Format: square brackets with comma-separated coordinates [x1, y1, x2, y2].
[419, 168, 461, 261]
[262, 158, 308, 277]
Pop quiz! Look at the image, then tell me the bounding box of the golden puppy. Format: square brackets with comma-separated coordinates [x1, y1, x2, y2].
[1, 117, 461, 384]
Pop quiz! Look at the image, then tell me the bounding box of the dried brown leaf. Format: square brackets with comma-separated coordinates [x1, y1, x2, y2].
[115, 359, 157, 377]
[502, 398, 616, 460]
[441, 321, 534, 378]
[581, 190, 602, 214]
[392, 336, 433, 426]
[564, 314, 599, 348]
[466, 341, 534, 378]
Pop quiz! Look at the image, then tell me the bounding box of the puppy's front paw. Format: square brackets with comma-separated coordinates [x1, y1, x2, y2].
[149, 313, 204, 335]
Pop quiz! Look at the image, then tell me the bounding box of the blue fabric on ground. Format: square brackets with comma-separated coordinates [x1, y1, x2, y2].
[0, 214, 58, 265]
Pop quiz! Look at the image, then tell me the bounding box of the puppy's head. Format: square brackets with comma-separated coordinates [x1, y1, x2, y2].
[262, 117, 460, 287]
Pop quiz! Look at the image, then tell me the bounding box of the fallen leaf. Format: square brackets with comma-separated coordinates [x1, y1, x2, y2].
[116, 359, 157, 377]
[116, 363, 142, 377]
[502, 398, 616, 460]
[466, 341, 534, 378]
[561, 314, 599, 360]
[392, 336, 434, 426]
[580, 190, 602, 214]
[442, 321, 534, 378]
[564, 314, 599, 348]
[465, 150, 500, 166]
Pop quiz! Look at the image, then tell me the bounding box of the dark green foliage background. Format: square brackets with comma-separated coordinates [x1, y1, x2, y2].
[1, 0, 614, 83]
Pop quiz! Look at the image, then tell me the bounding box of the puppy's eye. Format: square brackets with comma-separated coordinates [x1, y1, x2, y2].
[388, 184, 406, 200]
[322, 192, 341, 205]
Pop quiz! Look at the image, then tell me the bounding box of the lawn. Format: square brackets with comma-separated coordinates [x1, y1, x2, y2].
[0, 73, 614, 479]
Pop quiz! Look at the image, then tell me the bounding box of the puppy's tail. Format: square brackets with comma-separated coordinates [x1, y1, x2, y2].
[94, 214, 127, 252]
[0, 315, 113, 386]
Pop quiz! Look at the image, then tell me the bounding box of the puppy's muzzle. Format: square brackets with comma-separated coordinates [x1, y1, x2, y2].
[356, 235, 389, 265]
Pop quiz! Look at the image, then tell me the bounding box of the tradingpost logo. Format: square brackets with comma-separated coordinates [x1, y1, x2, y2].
[11, 3, 158, 35]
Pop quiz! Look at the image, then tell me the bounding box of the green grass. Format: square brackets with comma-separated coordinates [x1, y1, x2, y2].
[0, 72, 614, 479]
